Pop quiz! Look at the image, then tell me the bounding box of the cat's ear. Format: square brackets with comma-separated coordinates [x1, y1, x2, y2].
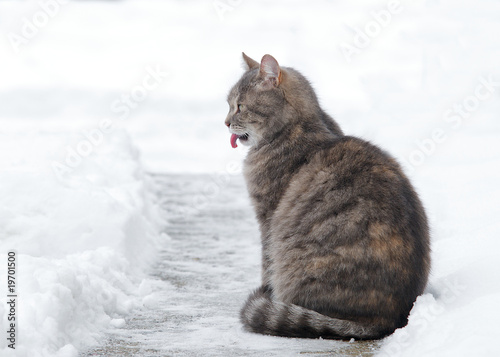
[259, 54, 282, 88]
[242, 52, 259, 70]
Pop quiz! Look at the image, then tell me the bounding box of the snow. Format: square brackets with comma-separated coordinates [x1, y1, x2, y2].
[0, 0, 499, 356]
[83, 174, 383, 356]
[0, 125, 166, 357]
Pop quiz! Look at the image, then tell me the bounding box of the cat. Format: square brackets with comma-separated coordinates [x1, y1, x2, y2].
[225, 53, 430, 340]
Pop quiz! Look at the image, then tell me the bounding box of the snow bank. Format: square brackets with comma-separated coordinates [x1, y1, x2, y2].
[0, 124, 165, 357]
[378, 112, 500, 355]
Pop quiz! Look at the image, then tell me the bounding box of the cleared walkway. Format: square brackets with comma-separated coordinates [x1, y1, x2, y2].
[83, 174, 380, 356]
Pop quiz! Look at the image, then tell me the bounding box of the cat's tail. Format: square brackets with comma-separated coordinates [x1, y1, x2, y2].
[240, 286, 391, 340]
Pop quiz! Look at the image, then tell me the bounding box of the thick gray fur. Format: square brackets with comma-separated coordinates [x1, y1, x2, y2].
[225, 53, 430, 340]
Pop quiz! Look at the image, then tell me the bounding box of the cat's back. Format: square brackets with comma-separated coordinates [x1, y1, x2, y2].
[269, 135, 430, 324]
[273, 135, 425, 230]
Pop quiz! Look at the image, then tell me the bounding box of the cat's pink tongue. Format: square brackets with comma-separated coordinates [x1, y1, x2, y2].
[230, 134, 238, 148]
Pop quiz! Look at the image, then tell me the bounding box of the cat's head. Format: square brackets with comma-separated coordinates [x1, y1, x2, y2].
[225, 53, 321, 149]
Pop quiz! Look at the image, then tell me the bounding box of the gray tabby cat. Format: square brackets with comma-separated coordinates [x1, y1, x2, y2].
[225, 53, 430, 339]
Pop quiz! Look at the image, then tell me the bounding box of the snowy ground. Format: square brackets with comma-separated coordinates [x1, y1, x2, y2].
[1, 0, 500, 356]
[0, 126, 166, 356]
[83, 174, 380, 356]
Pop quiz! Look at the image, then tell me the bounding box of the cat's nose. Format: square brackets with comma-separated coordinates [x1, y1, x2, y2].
[225, 121, 230, 128]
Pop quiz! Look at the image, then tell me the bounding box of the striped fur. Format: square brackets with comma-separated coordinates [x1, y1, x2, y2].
[227, 54, 430, 340]
[240, 286, 391, 340]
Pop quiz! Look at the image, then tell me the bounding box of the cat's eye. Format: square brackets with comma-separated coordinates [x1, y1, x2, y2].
[237, 104, 243, 113]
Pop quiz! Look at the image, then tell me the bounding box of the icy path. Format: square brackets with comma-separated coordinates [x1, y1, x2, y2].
[83, 174, 380, 356]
